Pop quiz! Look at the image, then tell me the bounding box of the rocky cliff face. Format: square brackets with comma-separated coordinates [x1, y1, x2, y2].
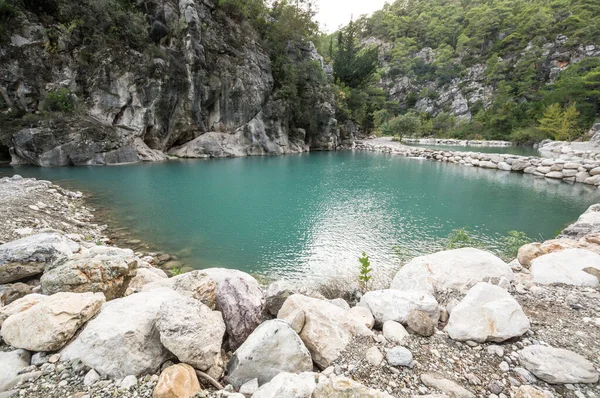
[373, 35, 600, 122]
[0, 0, 338, 166]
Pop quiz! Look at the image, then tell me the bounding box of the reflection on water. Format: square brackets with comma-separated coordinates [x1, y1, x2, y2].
[1, 151, 598, 285]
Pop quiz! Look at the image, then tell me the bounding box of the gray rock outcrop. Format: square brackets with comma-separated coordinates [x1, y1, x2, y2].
[519, 345, 599, 384]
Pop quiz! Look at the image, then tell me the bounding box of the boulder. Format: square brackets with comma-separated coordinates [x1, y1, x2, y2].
[515, 386, 551, 398]
[61, 288, 181, 377]
[0, 282, 32, 306]
[142, 270, 217, 308]
[348, 306, 375, 329]
[278, 294, 370, 369]
[156, 295, 226, 379]
[0, 232, 79, 283]
[41, 246, 137, 300]
[357, 289, 439, 326]
[2, 292, 105, 351]
[519, 346, 599, 384]
[390, 248, 513, 293]
[407, 310, 436, 337]
[152, 364, 202, 398]
[0, 293, 46, 327]
[386, 347, 413, 367]
[382, 321, 409, 345]
[517, 239, 599, 267]
[202, 268, 265, 350]
[125, 268, 167, 295]
[365, 347, 384, 366]
[252, 372, 317, 398]
[445, 283, 529, 343]
[420, 374, 475, 398]
[0, 349, 30, 393]
[313, 375, 393, 397]
[265, 280, 297, 316]
[530, 248, 600, 287]
[226, 319, 312, 388]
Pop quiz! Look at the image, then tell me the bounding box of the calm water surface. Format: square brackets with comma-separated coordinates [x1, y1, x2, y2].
[2, 151, 598, 284]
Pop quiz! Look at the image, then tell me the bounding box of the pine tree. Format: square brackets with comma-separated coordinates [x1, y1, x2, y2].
[557, 103, 581, 141]
[537, 103, 563, 139]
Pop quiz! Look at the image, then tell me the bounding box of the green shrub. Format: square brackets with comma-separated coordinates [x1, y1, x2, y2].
[444, 228, 483, 250]
[43, 88, 75, 113]
[500, 231, 532, 261]
[358, 251, 372, 292]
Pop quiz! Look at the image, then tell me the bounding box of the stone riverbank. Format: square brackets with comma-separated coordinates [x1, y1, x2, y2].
[358, 137, 600, 187]
[0, 176, 599, 398]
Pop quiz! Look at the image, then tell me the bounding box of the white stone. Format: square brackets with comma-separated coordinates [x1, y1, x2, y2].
[120, 375, 138, 389]
[391, 248, 513, 293]
[530, 249, 600, 287]
[358, 289, 439, 326]
[386, 346, 413, 367]
[83, 369, 100, 386]
[252, 372, 317, 398]
[365, 347, 384, 366]
[156, 294, 226, 379]
[348, 306, 375, 329]
[61, 288, 182, 377]
[382, 320, 409, 345]
[519, 345, 599, 384]
[313, 375, 393, 397]
[0, 350, 30, 393]
[226, 319, 312, 387]
[445, 283, 530, 343]
[278, 294, 370, 369]
[0, 294, 46, 327]
[1, 292, 105, 351]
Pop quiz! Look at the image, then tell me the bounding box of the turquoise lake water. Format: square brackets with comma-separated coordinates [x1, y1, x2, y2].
[405, 144, 540, 157]
[2, 151, 599, 284]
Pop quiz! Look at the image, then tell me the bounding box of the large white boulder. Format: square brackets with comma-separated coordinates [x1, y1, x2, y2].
[125, 267, 167, 295]
[0, 349, 30, 392]
[530, 248, 600, 287]
[202, 268, 265, 350]
[519, 346, 599, 384]
[156, 294, 226, 379]
[390, 248, 513, 292]
[61, 288, 181, 377]
[445, 283, 530, 343]
[2, 292, 105, 351]
[0, 232, 79, 283]
[278, 294, 371, 369]
[226, 319, 312, 388]
[252, 372, 317, 398]
[357, 289, 439, 326]
[142, 270, 217, 308]
[41, 246, 137, 300]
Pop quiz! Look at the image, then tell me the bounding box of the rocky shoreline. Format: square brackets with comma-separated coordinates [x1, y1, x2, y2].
[0, 175, 599, 398]
[358, 137, 600, 187]
[401, 138, 514, 148]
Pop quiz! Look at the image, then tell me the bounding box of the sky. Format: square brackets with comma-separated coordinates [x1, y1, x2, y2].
[315, 0, 390, 33]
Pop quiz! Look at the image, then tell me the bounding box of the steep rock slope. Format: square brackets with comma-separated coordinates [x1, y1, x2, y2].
[0, 0, 338, 166]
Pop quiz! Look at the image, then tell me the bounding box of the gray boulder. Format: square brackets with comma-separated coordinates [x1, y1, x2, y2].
[265, 280, 297, 316]
[61, 288, 181, 377]
[530, 248, 600, 287]
[519, 346, 599, 384]
[445, 283, 530, 343]
[203, 268, 265, 350]
[386, 347, 413, 367]
[41, 246, 137, 300]
[226, 319, 312, 388]
[0, 232, 79, 283]
[0, 350, 30, 393]
[156, 295, 226, 379]
[142, 270, 217, 308]
[252, 372, 317, 398]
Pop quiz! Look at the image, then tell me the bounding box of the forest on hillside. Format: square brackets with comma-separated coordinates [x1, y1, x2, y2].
[319, 0, 600, 143]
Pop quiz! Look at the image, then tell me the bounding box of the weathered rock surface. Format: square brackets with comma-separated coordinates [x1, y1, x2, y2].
[0, 349, 30, 393]
[0, 293, 45, 327]
[390, 248, 513, 292]
[518, 238, 600, 267]
[530, 248, 600, 287]
[152, 364, 202, 398]
[142, 270, 217, 308]
[202, 268, 265, 350]
[265, 280, 297, 316]
[41, 246, 137, 300]
[278, 294, 370, 369]
[156, 295, 226, 379]
[559, 203, 600, 239]
[0, 232, 79, 283]
[252, 372, 317, 398]
[0, 282, 32, 306]
[226, 319, 312, 388]
[519, 345, 599, 384]
[386, 346, 413, 367]
[61, 288, 181, 377]
[382, 320, 409, 344]
[357, 289, 439, 326]
[407, 310, 436, 337]
[2, 292, 105, 351]
[445, 283, 530, 342]
[313, 375, 394, 397]
[420, 373, 475, 398]
[348, 306, 375, 329]
[125, 267, 167, 295]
